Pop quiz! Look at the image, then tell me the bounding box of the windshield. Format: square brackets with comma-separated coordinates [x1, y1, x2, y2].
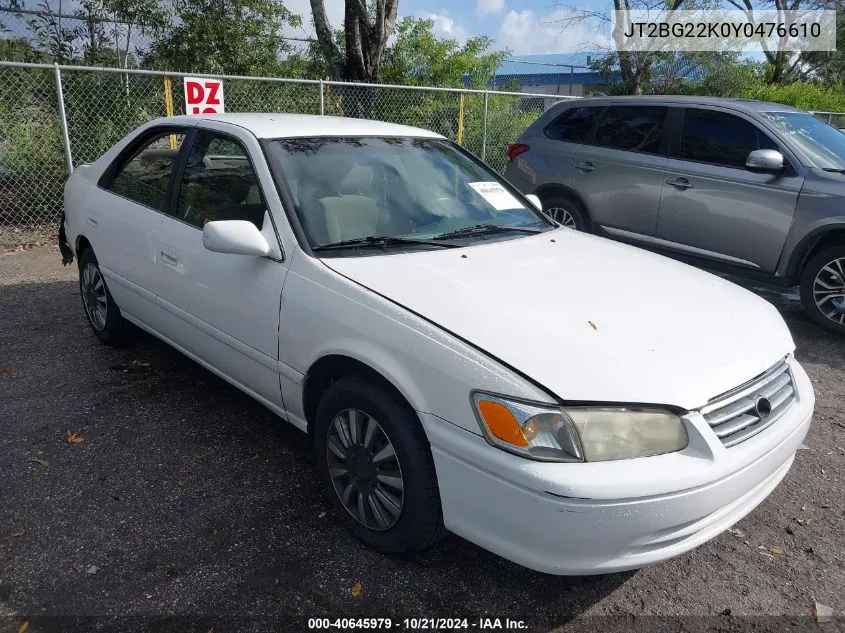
[760, 112, 845, 170]
[267, 137, 552, 252]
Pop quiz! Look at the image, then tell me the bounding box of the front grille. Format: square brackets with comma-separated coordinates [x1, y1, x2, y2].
[700, 361, 797, 448]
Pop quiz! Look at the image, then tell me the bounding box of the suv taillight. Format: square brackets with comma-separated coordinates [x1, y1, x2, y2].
[507, 143, 530, 162]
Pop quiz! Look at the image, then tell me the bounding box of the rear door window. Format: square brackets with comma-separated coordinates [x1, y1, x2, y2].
[107, 132, 185, 211]
[544, 106, 603, 143]
[593, 105, 668, 154]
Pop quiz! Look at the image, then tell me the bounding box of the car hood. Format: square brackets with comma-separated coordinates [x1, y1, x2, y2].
[321, 229, 795, 410]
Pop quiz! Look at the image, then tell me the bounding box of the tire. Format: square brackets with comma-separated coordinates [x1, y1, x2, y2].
[313, 374, 446, 555]
[541, 195, 589, 231]
[800, 244, 845, 335]
[78, 247, 131, 345]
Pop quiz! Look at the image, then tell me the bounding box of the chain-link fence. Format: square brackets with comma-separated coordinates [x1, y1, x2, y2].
[811, 111, 845, 130]
[0, 61, 576, 248]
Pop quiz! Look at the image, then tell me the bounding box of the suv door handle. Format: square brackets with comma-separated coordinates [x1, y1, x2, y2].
[575, 161, 596, 173]
[666, 177, 695, 190]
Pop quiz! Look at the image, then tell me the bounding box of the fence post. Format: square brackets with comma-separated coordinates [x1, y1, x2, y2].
[164, 74, 175, 117]
[319, 79, 325, 115]
[481, 90, 489, 160]
[457, 92, 465, 144]
[53, 63, 74, 174]
[163, 75, 177, 149]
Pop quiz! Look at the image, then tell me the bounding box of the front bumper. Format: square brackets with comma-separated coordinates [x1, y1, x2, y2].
[420, 359, 814, 575]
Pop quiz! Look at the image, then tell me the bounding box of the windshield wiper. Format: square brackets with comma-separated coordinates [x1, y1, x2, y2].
[822, 167, 845, 174]
[312, 235, 460, 252]
[432, 223, 544, 240]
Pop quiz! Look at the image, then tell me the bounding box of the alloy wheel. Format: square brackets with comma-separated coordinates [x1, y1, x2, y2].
[326, 408, 404, 531]
[81, 262, 108, 331]
[546, 206, 577, 229]
[813, 257, 845, 325]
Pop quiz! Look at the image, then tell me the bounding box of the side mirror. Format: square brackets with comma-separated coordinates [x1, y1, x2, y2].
[525, 194, 543, 211]
[746, 149, 784, 174]
[202, 220, 271, 257]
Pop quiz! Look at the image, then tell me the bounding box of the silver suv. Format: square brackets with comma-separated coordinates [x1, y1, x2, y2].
[505, 96, 845, 334]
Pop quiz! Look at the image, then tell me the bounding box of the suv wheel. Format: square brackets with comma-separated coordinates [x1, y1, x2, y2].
[313, 374, 446, 554]
[542, 196, 589, 231]
[800, 245, 845, 334]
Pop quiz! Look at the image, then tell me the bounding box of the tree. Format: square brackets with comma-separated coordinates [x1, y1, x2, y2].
[309, 0, 399, 82]
[553, 0, 689, 94]
[100, 0, 169, 69]
[144, 0, 301, 75]
[797, 2, 844, 83]
[379, 16, 508, 88]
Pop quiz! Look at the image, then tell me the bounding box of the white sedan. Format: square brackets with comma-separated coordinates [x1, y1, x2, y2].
[59, 113, 814, 575]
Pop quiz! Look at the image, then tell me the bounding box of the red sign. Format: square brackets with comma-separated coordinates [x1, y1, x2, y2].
[183, 77, 225, 115]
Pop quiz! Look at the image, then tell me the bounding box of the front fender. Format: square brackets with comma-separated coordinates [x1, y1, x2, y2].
[279, 250, 554, 434]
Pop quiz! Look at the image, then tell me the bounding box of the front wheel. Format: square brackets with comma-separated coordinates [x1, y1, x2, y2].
[800, 245, 845, 335]
[313, 375, 446, 554]
[541, 196, 589, 231]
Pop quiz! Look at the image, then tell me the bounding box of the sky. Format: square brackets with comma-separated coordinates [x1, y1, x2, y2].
[11, 0, 614, 59]
[282, 0, 613, 56]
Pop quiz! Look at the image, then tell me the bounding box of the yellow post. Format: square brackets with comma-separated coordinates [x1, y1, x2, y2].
[456, 92, 465, 145]
[163, 74, 177, 149]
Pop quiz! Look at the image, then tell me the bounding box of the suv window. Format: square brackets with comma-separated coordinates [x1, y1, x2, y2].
[108, 132, 185, 211]
[593, 105, 667, 154]
[176, 131, 265, 229]
[545, 106, 602, 142]
[680, 108, 779, 168]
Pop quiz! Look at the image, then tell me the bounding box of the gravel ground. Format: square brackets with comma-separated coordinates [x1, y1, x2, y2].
[1, 245, 843, 633]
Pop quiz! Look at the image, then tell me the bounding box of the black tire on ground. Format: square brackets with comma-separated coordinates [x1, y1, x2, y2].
[313, 374, 446, 555]
[800, 244, 845, 335]
[78, 247, 131, 345]
[541, 195, 589, 231]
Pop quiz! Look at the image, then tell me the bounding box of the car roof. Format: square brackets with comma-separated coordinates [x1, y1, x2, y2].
[557, 95, 802, 114]
[154, 113, 447, 139]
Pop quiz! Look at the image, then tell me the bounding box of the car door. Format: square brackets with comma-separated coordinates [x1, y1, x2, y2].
[89, 128, 190, 324]
[656, 107, 804, 272]
[571, 104, 669, 236]
[150, 123, 290, 410]
[509, 104, 603, 192]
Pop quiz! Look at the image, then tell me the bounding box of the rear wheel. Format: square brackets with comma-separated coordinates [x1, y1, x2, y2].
[78, 248, 130, 345]
[541, 195, 589, 231]
[313, 374, 446, 554]
[800, 245, 845, 335]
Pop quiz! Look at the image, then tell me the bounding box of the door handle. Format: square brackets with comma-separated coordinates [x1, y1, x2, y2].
[160, 250, 179, 266]
[575, 161, 596, 173]
[666, 177, 695, 190]
[86, 217, 98, 227]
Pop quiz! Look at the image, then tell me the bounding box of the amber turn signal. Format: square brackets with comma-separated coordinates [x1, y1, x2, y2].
[477, 399, 528, 447]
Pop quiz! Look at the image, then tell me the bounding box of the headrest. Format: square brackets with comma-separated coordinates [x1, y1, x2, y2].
[339, 164, 374, 195]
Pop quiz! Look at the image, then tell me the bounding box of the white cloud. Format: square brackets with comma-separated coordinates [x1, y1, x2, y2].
[497, 8, 613, 54]
[422, 12, 470, 44]
[476, 0, 506, 17]
[282, 0, 345, 39]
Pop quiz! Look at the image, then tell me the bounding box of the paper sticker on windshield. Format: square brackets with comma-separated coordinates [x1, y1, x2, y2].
[468, 181, 523, 211]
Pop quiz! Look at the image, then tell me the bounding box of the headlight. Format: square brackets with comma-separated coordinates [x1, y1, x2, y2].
[471, 392, 688, 462]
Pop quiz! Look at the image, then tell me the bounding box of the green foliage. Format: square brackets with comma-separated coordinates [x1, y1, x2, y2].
[742, 82, 845, 112]
[594, 51, 845, 113]
[380, 17, 508, 88]
[0, 67, 65, 224]
[143, 0, 301, 75]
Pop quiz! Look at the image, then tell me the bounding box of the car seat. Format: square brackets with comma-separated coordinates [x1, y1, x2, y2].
[317, 164, 388, 243]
